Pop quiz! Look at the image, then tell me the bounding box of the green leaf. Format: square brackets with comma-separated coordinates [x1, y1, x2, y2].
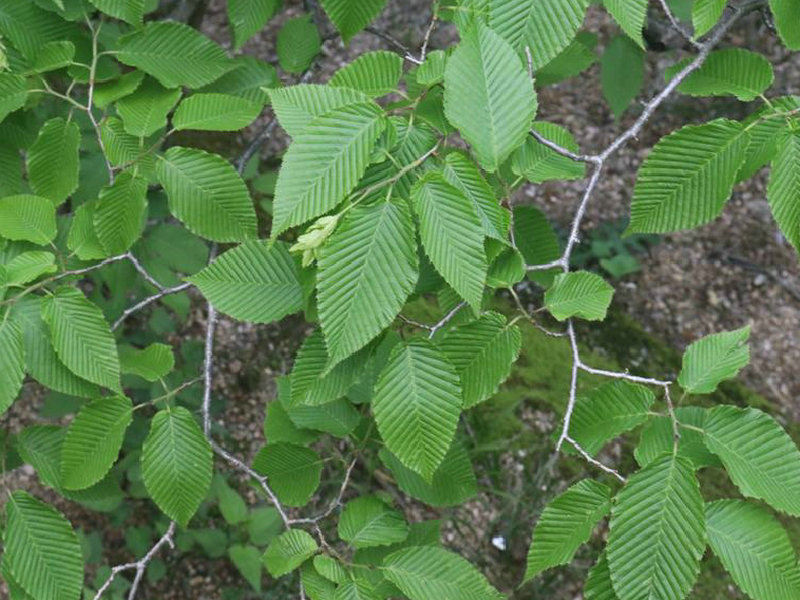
[61, 395, 132, 490]
[271, 102, 385, 236]
[524, 479, 611, 581]
[286, 398, 361, 437]
[770, 0, 800, 49]
[216, 479, 248, 525]
[116, 77, 181, 137]
[0, 195, 57, 244]
[412, 172, 487, 310]
[383, 546, 503, 600]
[635, 406, 721, 469]
[93, 70, 145, 108]
[318, 199, 418, 365]
[0, 0, 74, 61]
[248, 506, 283, 546]
[229, 544, 263, 592]
[199, 56, 277, 103]
[443, 22, 537, 172]
[27, 118, 80, 204]
[440, 150, 509, 240]
[737, 97, 800, 181]
[535, 32, 598, 86]
[601, 35, 644, 119]
[2, 251, 54, 286]
[89, 0, 145, 25]
[692, 0, 726, 37]
[0, 73, 27, 122]
[263, 529, 318, 577]
[141, 407, 213, 527]
[269, 84, 371, 138]
[511, 122, 586, 183]
[173, 93, 262, 131]
[252, 442, 322, 506]
[767, 129, 800, 252]
[490, 0, 589, 70]
[569, 380, 655, 456]
[513, 204, 560, 284]
[678, 326, 750, 394]
[330, 51, 403, 97]
[373, 338, 462, 481]
[585, 554, 618, 600]
[334, 579, 381, 600]
[117, 21, 230, 88]
[41, 287, 120, 390]
[439, 312, 521, 408]
[0, 318, 24, 415]
[276, 15, 321, 73]
[607, 454, 706, 600]
[189, 240, 302, 323]
[119, 343, 175, 382]
[628, 119, 748, 233]
[314, 556, 347, 583]
[31, 40, 74, 73]
[156, 146, 257, 242]
[603, 0, 646, 47]
[302, 562, 337, 599]
[4, 491, 83, 600]
[67, 202, 106, 261]
[338, 496, 409, 548]
[703, 405, 800, 516]
[100, 117, 155, 174]
[667, 49, 774, 101]
[379, 440, 477, 507]
[545, 271, 614, 321]
[319, 0, 388, 43]
[416, 50, 448, 86]
[94, 172, 148, 255]
[264, 398, 317, 444]
[706, 499, 800, 600]
[228, 0, 278, 50]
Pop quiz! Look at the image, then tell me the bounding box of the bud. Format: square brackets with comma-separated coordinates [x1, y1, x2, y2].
[289, 214, 340, 267]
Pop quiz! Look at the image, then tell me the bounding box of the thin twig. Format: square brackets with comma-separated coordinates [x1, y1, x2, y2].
[112, 283, 192, 331]
[428, 302, 466, 338]
[656, 0, 702, 48]
[565, 436, 626, 482]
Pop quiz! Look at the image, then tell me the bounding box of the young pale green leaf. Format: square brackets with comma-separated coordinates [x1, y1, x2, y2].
[172, 93, 262, 131]
[31, 40, 75, 73]
[0, 195, 57, 244]
[607, 454, 706, 600]
[536, 32, 598, 87]
[117, 77, 182, 137]
[443, 22, 537, 172]
[100, 117, 155, 175]
[635, 406, 720, 469]
[314, 555, 347, 583]
[440, 151, 509, 240]
[319, 0, 388, 42]
[737, 96, 800, 182]
[4, 491, 83, 600]
[584, 553, 617, 600]
[383, 546, 503, 600]
[228, 0, 278, 50]
[703, 405, 800, 516]
[252, 443, 322, 506]
[417, 50, 448, 86]
[511, 122, 586, 183]
[141, 407, 213, 527]
[276, 15, 321, 73]
[330, 51, 403, 97]
[61, 395, 132, 490]
[269, 84, 371, 138]
[373, 338, 462, 481]
[94, 172, 147, 255]
[338, 496, 409, 548]
[119, 343, 175, 381]
[770, 0, 800, 49]
[628, 119, 748, 233]
[0, 318, 24, 415]
[603, 0, 646, 47]
[692, 0, 726, 37]
[156, 146, 257, 242]
[569, 380, 655, 456]
[545, 271, 614, 321]
[678, 326, 750, 394]
[228, 544, 263, 592]
[263, 529, 318, 577]
[189, 240, 302, 323]
[525, 479, 611, 581]
[199, 56, 277, 103]
[93, 71, 145, 109]
[10, 297, 98, 398]
[490, 0, 589, 70]
[271, 102, 385, 236]
[667, 48, 774, 101]
[706, 499, 800, 600]
[0, 73, 27, 122]
[767, 129, 800, 252]
[27, 118, 80, 205]
[117, 21, 231, 88]
[601, 35, 644, 119]
[379, 440, 477, 507]
[41, 287, 120, 391]
[412, 172, 487, 310]
[440, 312, 521, 408]
[89, 0, 145, 25]
[318, 199, 418, 366]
